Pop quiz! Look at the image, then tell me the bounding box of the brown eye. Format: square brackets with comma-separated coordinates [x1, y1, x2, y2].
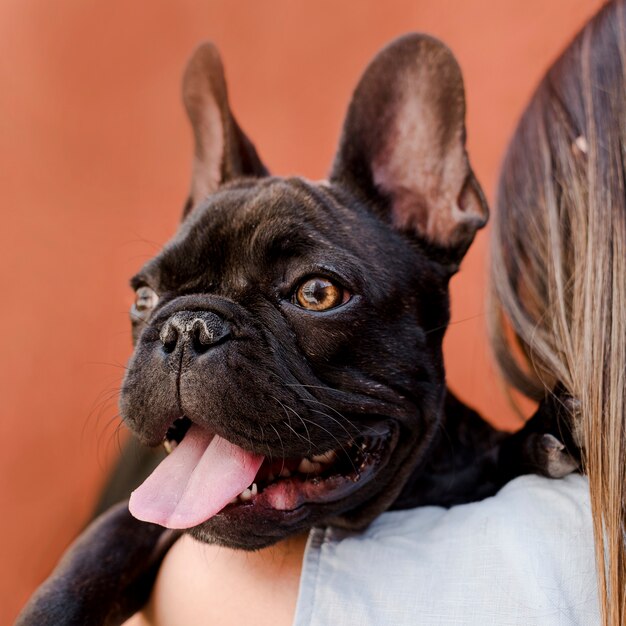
[132, 286, 159, 319]
[294, 277, 347, 311]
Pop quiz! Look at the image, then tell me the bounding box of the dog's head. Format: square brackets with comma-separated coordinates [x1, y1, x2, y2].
[119, 34, 487, 549]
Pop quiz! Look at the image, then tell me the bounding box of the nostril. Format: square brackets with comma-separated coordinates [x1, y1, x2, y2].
[192, 319, 215, 346]
[159, 322, 178, 353]
[191, 319, 219, 354]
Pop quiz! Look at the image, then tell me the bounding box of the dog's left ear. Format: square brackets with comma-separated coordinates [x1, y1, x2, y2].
[182, 42, 269, 217]
[331, 34, 488, 266]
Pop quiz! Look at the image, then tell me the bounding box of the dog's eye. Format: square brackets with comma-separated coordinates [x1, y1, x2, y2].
[294, 277, 348, 311]
[132, 286, 159, 318]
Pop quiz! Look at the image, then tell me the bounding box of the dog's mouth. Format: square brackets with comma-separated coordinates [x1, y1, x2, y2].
[224, 428, 391, 514]
[129, 415, 394, 530]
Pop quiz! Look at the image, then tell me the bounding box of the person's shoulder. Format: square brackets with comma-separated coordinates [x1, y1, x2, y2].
[354, 473, 591, 541]
[466, 473, 590, 519]
[468, 473, 591, 530]
[496, 472, 589, 501]
[295, 475, 597, 626]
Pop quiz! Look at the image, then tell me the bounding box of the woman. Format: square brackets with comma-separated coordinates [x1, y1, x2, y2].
[489, 1, 626, 623]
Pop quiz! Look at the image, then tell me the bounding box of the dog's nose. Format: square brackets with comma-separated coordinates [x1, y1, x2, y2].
[159, 311, 230, 354]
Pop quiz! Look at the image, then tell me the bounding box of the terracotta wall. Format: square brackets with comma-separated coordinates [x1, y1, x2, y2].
[0, 0, 603, 622]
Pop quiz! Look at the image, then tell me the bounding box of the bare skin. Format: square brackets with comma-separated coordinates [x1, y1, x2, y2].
[125, 533, 306, 626]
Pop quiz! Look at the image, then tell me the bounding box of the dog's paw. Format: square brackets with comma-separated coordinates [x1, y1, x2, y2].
[15, 502, 180, 626]
[534, 433, 580, 478]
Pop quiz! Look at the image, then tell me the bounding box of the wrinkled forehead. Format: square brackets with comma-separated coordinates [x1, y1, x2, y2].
[138, 177, 387, 292]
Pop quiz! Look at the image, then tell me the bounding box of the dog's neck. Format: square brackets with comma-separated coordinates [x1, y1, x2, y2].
[392, 390, 505, 509]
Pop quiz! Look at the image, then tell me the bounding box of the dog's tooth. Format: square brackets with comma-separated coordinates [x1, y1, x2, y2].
[239, 488, 253, 502]
[251, 483, 258, 496]
[298, 458, 322, 474]
[229, 496, 238, 505]
[311, 450, 337, 464]
[298, 458, 313, 473]
[279, 468, 291, 478]
[163, 440, 177, 454]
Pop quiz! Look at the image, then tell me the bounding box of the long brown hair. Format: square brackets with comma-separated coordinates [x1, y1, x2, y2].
[489, 2, 626, 623]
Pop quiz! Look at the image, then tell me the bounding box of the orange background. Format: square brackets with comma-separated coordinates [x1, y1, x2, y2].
[0, 0, 604, 622]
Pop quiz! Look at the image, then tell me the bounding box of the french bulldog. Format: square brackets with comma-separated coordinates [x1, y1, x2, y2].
[17, 33, 578, 626]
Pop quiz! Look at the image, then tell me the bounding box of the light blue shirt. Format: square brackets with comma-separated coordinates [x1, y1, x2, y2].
[293, 475, 598, 625]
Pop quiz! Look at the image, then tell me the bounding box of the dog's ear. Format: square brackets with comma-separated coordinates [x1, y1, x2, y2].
[182, 42, 269, 218]
[331, 34, 488, 265]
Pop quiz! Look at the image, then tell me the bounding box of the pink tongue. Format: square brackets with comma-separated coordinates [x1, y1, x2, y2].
[129, 425, 264, 529]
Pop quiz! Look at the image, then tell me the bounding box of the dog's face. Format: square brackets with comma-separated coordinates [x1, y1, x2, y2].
[119, 35, 487, 549]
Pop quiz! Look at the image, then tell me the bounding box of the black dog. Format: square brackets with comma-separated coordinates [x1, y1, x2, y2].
[17, 34, 577, 625]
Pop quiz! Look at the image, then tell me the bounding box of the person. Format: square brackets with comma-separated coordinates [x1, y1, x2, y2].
[126, 2, 625, 624]
[489, 1, 626, 623]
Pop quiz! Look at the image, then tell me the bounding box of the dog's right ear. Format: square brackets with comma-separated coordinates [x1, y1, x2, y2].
[182, 42, 268, 218]
[331, 34, 488, 267]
